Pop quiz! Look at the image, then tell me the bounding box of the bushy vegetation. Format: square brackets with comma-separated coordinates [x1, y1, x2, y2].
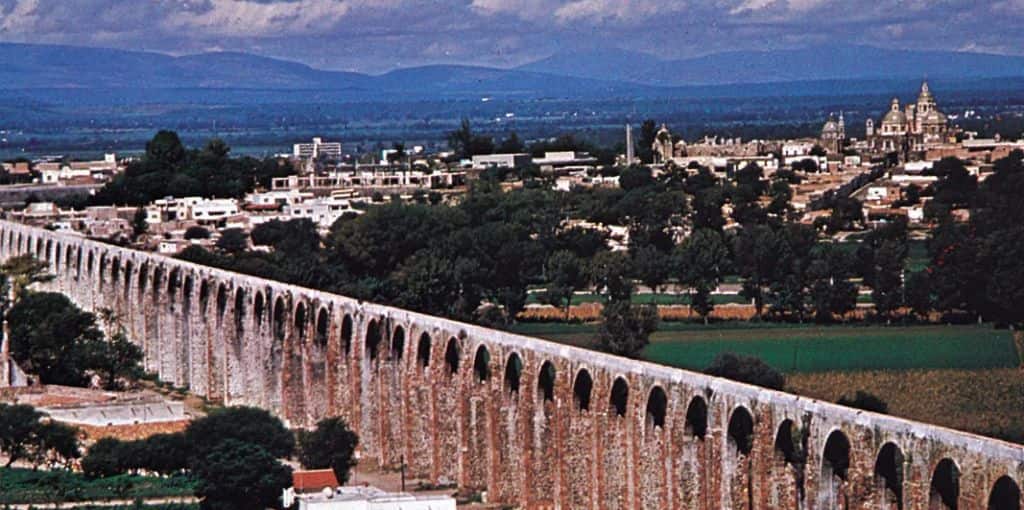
[78, 407, 299, 510]
[0, 403, 80, 469]
[297, 417, 359, 485]
[0, 467, 195, 504]
[1, 255, 144, 390]
[91, 131, 291, 206]
[704, 352, 786, 390]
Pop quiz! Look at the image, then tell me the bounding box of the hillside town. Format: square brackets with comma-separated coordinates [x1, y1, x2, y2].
[1, 82, 1017, 259]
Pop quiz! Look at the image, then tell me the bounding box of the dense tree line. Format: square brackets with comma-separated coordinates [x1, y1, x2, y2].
[80, 407, 358, 510]
[91, 131, 291, 206]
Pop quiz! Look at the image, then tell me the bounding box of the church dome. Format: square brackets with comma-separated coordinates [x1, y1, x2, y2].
[882, 109, 907, 125]
[822, 119, 839, 134]
[922, 109, 947, 125]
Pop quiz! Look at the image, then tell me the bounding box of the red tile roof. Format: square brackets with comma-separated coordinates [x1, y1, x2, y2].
[293, 469, 339, 492]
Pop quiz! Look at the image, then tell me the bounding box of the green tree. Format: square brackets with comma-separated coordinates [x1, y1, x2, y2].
[184, 226, 211, 240]
[88, 330, 144, 391]
[704, 352, 785, 390]
[1, 254, 54, 303]
[0, 403, 45, 467]
[145, 130, 186, 167]
[733, 225, 779, 319]
[595, 301, 658, 358]
[31, 421, 80, 468]
[631, 245, 671, 300]
[538, 250, 586, 318]
[8, 292, 105, 386]
[131, 207, 148, 240]
[637, 119, 657, 164]
[674, 229, 730, 323]
[193, 439, 292, 510]
[587, 251, 633, 304]
[184, 407, 295, 462]
[856, 218, 909, 322]
[903, 270, 933, 320]
[215, 228, 248, 255]
[807, 244, 858, 323]
[497, 132, 525, 154]
[298, 417, 359, 484]
[826, 196, 864, 233]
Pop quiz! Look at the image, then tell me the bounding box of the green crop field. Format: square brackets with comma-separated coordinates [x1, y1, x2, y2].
[510, 322, 1019, 373]
[0, 468, 196, 505]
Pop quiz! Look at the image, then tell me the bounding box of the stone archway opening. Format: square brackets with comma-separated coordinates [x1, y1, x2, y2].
[254, 292, 265, 328]
[572, 369, 592, 412]
[416, 332, 430, 368]
[444, 337, 460, 376]
[273, 296, 287, 343]
[685, 396, 708, 439]
[537, 361, 556, 402]
[874, 442, 905, 509]
[645, 386, 667, 429]
[390, 326, 405, 361]
[294, 302, 307, 341]
[929, 458, 959, 510]
[234, 289, 246, 337]
[821, 429, 851, 509]
[473, 345, 490, 382]
[341, 315, 353, 356]
[504, 353, 522, 394]
[609, 377, 628, 417]
[216, 284, 228, 325]
[989, 476, 1021, 510]
[365, 320, 382, 361]
[728, 407, 754, 456]
[774, 419, 806, 502]
[315, 308, 329, 348]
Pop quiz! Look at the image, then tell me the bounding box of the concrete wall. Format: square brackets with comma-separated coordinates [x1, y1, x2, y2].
[2, 220, 1023, 510]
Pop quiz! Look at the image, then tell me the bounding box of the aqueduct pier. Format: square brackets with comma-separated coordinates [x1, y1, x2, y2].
[2, 220, 1023, 509]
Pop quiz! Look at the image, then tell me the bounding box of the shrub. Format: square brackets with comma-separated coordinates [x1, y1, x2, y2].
[298, 418, 359, 484]
[704, 352, 785, 390]
[837, 390, 889, 414]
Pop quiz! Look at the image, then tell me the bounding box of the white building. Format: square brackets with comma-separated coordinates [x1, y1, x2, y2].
[294, 137, 343, 160]
[37, 153, 120, 184]
[283, 197, 364, 228]
[285, 486, 456, 510]
[471, 153, 531, 170]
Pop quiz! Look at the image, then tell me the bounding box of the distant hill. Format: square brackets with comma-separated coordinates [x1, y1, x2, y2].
[5, 42, 1024, 99]
[0, 43, 643, 97]
[519, 45, 1024, 86]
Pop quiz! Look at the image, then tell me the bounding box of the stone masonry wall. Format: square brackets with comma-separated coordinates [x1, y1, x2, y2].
[3, 221, 1024, 509]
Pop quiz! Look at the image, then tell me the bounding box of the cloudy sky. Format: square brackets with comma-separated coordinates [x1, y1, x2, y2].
[0, 0, 1021, 73]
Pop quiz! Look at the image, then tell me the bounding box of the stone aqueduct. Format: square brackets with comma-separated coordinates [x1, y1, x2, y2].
[2, 219, 1024, 510]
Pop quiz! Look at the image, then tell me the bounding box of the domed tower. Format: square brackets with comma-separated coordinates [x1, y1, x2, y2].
[881, 98, 908, 135]
[652, 124, 674, 164]
[915, 80, 938, 134]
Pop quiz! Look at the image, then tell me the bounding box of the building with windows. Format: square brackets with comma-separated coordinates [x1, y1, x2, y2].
[293, 137, 343, 160]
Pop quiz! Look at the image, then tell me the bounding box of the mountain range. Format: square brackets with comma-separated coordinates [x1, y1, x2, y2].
[519, 45, 1024, 86]
[4, 42, 1024, 95]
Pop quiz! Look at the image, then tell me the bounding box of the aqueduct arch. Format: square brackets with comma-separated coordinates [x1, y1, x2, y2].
[2, 220, 1023, 509]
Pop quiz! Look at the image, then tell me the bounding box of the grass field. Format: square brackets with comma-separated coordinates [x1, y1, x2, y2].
[510, 322, 1019, 373]
[788, 368, 1024, 444]
[0, 468, 196, 505]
